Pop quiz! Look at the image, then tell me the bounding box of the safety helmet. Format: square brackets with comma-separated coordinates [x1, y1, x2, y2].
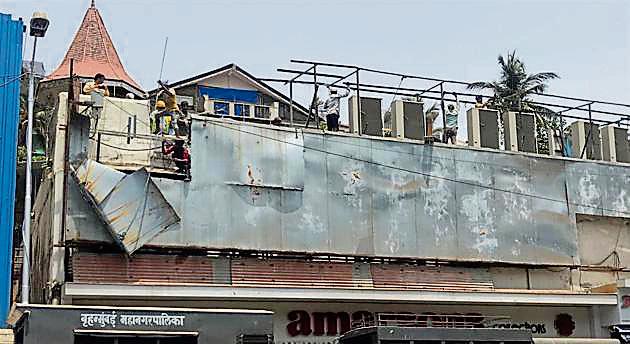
[156, 100, 166, 109]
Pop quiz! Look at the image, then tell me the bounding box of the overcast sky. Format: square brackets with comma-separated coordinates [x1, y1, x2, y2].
[2, 0, 629, 124]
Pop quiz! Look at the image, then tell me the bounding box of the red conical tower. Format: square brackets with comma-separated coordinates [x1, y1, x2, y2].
[45, 1, 143, 95]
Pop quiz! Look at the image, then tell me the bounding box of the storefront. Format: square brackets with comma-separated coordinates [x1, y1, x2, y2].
[63, 283, 621, 344]
[11, 304, 273, 344]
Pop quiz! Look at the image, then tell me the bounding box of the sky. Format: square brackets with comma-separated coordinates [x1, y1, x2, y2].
[1, 0, 629, 127]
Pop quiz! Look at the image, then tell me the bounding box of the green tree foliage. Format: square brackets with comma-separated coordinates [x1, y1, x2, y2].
[467, 51, 560, 154]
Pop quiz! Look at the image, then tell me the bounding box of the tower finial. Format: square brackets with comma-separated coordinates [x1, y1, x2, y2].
[91, 0, 95, 8]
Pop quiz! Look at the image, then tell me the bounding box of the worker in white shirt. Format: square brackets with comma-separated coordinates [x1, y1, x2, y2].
[443, 93, 460, 144]
[319, 86, 350, 131]
[83, 73, 109, 97]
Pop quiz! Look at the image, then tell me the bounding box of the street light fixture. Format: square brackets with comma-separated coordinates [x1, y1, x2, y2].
[22, 11, 49, 305]
[29, 12, 49, 37]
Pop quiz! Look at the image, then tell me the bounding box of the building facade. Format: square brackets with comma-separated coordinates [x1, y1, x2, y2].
[22, 93, 630, 342]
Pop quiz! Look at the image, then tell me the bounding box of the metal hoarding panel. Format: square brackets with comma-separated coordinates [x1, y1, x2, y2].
[69, 118, 630, 265]
[413, 144, 458, 259]
[324, 134, 374, 255]
[0, 13, 23, 324]
[75, 159, 126, 203]
[73, 159, 180, 254]
[370, 139, 418, 257]
[98, 168, 180, 254]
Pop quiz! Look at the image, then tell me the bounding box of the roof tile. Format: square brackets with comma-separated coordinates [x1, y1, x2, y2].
[45, 3, 142, 91]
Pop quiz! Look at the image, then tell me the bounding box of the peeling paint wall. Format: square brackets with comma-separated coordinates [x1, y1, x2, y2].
[68, 118, 630, 265]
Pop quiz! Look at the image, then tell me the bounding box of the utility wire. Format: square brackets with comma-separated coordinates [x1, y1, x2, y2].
[206, 120, 630, 217]
[0, 73, 26, 88]
[89, 137, 161, 152]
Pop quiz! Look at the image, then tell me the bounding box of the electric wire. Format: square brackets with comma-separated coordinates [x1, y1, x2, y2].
[206, 119, 630, 217]
[89, 138, 162, 151]
[0, 73, 26, 88]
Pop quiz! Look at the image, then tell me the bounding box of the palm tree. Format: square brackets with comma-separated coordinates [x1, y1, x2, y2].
[467, 51, 560, 153]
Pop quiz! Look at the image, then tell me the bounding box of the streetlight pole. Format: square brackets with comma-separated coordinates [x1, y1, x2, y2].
[21, 11, 48, 305]
[21, 37, 38, 304]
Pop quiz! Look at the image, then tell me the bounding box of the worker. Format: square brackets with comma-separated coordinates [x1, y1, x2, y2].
[157, 81, 180, 136]
[443, 93, 460, 144]
[176, 101, 190, 137]
[157, 80, 180, 113]
[474, 95, 485, 108]
[162, 138, 191, 180]
[318, 86, 350, 131]
[150, 100, 167, 134]
[83, 73, 109, 96]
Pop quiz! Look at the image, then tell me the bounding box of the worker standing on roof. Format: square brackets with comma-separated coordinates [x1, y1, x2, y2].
[157, 81, 180, 136]
[83, 73, 110, 96]
[151, 100, 167, 134]
[162, 138, 191, 181]
[443, 92, 460, 144]
[318, 86, 350, 132]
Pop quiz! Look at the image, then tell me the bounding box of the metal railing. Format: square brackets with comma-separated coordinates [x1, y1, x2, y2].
[351, 313, 512, 330]
[263, 59, 630, 151]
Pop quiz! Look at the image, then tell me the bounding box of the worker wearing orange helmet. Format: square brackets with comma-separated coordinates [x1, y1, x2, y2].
[151, 100, 168, 134]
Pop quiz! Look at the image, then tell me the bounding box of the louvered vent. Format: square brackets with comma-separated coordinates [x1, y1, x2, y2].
[236, 334, 273, 344]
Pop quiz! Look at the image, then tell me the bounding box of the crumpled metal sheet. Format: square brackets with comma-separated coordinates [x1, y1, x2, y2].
[73, 159, 180, 254]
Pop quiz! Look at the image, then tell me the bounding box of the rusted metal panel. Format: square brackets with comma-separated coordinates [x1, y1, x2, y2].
[73, 159, 180, 254]
[371, 265, 494, 291]
[231, 259, 358, 288]
[68, 118, 630, 265]
[75, 159, 125, 203]
[73, 252, 214, 284]
[72, 252, 491, 292]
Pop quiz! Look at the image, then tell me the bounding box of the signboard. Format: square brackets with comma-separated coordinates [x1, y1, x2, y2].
[80, 311, 186, 329]
[265, 303, 590, 344]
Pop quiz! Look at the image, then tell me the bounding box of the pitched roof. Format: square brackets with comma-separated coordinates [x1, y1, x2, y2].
[45, 1, 142, 92]
[148, 63, 310, 117]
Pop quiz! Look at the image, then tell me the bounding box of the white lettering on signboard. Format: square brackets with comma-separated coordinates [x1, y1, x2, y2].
[80, 312, 185, 329]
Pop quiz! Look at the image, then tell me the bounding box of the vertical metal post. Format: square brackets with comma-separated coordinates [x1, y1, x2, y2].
[313, 65, 319, 128]
[96, 133, 102, 162]
[580, 103, 594, 159]
[587, 103, 593, 158]
[558, 112, 566, 157]
[21, 37, 38, 304]
[439, 83, 446, 143]
[127, 117, 132, 144]
[356, 68, 361, 135]
[289, 81, 294, 127]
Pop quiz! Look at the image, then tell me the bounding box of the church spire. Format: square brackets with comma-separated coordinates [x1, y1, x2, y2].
[44, 1, 143, 92]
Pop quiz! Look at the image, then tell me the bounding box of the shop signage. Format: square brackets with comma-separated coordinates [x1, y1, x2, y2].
[286, 310, 573, 338]
[80, 311, 186, 329]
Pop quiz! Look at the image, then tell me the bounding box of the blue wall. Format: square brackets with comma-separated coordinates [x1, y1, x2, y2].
[0, 13, 24, 325]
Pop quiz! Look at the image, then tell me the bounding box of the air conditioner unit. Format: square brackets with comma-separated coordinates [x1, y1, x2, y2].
[466, 108, 500, 149]
[502, 111, 537, 153]
[349, 96, 383, 136]
[568, 121, 602, 160]
[601, 124, 630, 163]
[390, 100, 425, 140]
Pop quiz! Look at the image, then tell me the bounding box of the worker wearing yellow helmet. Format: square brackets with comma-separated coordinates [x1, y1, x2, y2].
[151, 100, 167, 134]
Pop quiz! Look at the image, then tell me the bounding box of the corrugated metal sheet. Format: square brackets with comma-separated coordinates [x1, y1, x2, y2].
[371, 265, 494, 291]
[73, 252, 214, 284]
[0, 12, 23, 324]
[231, 259, 360, 288]
[72, 252, 493, 291]
[69, 118, 630, 266]
[73, 159, 180, 255]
